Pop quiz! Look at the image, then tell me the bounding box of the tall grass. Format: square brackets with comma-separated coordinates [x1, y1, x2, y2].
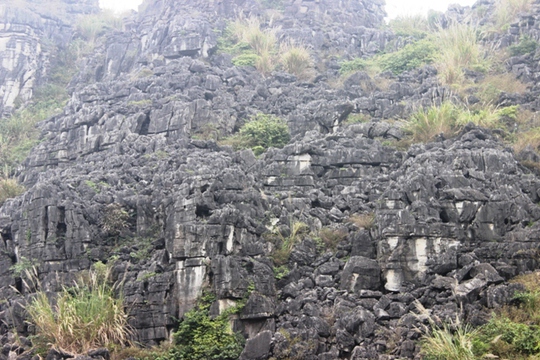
[229, 17, 277, 55]
[435, 24, 491, 86]
[421, 323, 478, 360]
[26, 262, 131, 354]
[279, 41, 312, 79]
[493, 0, 533, 30]
[388, 14, 431, 39]
[405, 102, 512, 143]
[406, 102, 460, 143]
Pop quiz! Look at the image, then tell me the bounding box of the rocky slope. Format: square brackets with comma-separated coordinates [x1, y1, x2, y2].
[1, 0, 540, 359]
[0, 0, 99, 116]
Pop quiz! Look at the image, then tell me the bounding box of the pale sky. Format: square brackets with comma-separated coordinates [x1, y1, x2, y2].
[99, 0, 478, 19]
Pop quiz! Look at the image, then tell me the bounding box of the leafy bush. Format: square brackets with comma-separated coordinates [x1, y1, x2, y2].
[223, 113, 290, 155]
[339, 58, 371, 75]
[340, 38, 436, 76]
[169, 292, 244, 360]
[9, 256, 32, 277]
[232, 53, 259, 67]
[102, 203, 130, 236]
[509, 36, 538, 56]
[378, 38, 438, 74]
[26, 262, 131, 354]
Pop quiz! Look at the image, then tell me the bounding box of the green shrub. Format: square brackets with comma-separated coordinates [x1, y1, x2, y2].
[378, 38, 438, 74]
[509, 36, 538, 56]
[170, 292, 244, 360]
[102, 203, 130, 236]
[0, 92, 67, 173]
[232, 53, 259, 67]
[479, 317, 540, 356]
[26, 262, 131, 354]
[273, 265, 289, 280]
[339, 58, 371, 75]
[223, 113, 290, 155]
[340, 38, 436, 76]
[9, 256, 32, 277]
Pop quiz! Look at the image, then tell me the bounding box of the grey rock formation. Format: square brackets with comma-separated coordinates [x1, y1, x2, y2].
[2, 0, 540, 359]
[0, 0, 99, 116]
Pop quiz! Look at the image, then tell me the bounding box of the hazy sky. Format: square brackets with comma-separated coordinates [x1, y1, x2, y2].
[99, 0, 478, 18]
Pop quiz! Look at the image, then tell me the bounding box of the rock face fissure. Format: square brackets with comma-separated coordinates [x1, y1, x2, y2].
[2, 0, 540, 358]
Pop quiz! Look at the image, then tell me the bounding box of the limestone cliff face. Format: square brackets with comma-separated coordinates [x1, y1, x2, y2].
[0, 0, 99, 116]
[2, 0, 540, 358]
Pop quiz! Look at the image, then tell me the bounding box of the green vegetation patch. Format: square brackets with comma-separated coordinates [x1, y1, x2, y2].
[221, 113, 290, 155]
[151, 292, 244, 360]
[509, 36, 538, 56]
[405, 102, 516, 143]
[420, 272, 540, 360]
[340, 37, 437, 76]
[26, 262, 131, 354]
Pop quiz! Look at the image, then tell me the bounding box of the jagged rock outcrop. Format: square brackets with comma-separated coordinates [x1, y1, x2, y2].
[2, 0, 540, 359]
[0, 0, 99, 116]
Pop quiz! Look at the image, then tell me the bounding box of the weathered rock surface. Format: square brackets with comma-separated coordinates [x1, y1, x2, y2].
[0, 0, 99, 116]
[2, 0, 540, 359]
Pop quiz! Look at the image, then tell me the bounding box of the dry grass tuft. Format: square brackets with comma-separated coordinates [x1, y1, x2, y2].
[349, 213, 375, 230]
[0, 176, 24, 205]
[279, 41, 312, 79]
[477, 73, 528, 104]
[493, 0, 533, 30]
